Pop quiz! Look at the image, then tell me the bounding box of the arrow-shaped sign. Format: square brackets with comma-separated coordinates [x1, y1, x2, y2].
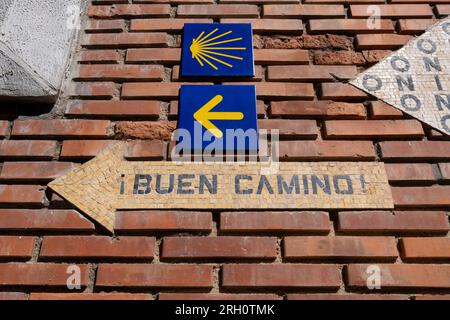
[193, 94, 244, 138]
[48, 142, 393, 233]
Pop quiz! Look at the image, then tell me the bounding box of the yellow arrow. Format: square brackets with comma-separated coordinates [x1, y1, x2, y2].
[193, 94, 244, 138]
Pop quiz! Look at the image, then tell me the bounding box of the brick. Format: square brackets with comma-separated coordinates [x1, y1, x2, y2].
[401, 238, 450, 260]
[221, 19, 304, 34]
[314, 50, 365, 65]
[398, 19, 437, 35]
[0, 263, 89, 288]
[96, 264, 213, 288]
[30, 293, 153, 300]
[320, 83, 368, 101]
[220, 211, 330, 234]
[362, 49, 392, 63]
[0, 140, 57, 160]
[427, 128, 450, 141]
[436, 4, 450, 16]
[279, 140, 375, 160]
[0, 121, 9, 137]
[0, 185, 45, 206]
[392, 186, 450, 208]
[88, 4, 170, 18]
[125, 140, 164, 160]
[0, 162, 78, 183]
[222, 264, 341, 289]
[71, 82, 116, 99]
[304, 0, 385, 2]
[370, 101, 404, 119]
[309, 19, 394, 34]
[115, 120, 177, 140]
[40, 236, 155, 260]
[347, 264, 450, 289]
[115, 210, 212, 232]
[264, 5, 346, 18]
[12, 120, 111, 139]
[287, 294, 408, 300]
[77, 65, 164, 81]
[284, 236, 398, 260]
[162, 236, 277, 260]
[324, 120, 424, 139]
[268, 65, 357, 81]
[177, 5, 259, 18]
[92, 0, 128, 3]
[0, 209, 95, 232]
[83, 33, 169, 48]
[66, 101, 160, 118]
[254, 49, 309, 65]
[85, 19, 126, 33]
[337, 210, 450, 235]
[264, 34, 353, 50]
[271, 101, 366, 119]
[159, 293, 281, 300]
[0, 292, 27, 300]
[380, 141, 450, 160]
[126, 48, 181, 63]
[221, 0, 300, 3]
[439, 163, 450, 181]
[130, 18, 213, 32]
[255, 82, 315, 99]
[122, 83, 181, 99]
[356, 34, 412, 49]
[350, 4, 433, 18]
[60, 140, 117, 160]
[258, 119, 318, 138]
[79, 50, 121, 64]
[415, 295, 450, 300]
[384, 163, 435, 184]
[0, 236, 35, 260]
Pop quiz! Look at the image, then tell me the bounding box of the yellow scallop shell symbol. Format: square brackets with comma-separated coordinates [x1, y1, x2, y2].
[189, 28, 246, 70]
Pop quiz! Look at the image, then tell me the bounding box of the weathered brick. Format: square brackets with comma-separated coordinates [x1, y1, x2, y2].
[96, 264, 213, 288]
[79, 50, 121, 64]
[85, 19, 126, 33]
[30, 292, 153, 300]
[258, 119, 318, 138]
[0, 236, 35, 260]
[221, 19, 304, 34]
[350, 4, 433, 18]
[0, 263, 89, 288]
[0, 140, 57, 160]
[66, 100, 160, 118]
[12, 120, 111, 139]
[268, 65, 357, 81]
[125, 140, 164, 160]
[126, 48, 181, 63]
[309, 19, 394, 34]
[159, 293, 281, 300]
[400, 238, 450, 260]
[398, 19, 437, 35]
[313, 50, 365, 65]
[370, 101, 404, 119]
[88, 4, 170, 18]
[83, 33, 169, 48]
[392, 186, 450, 208]
[439, 163, 450, 181]
[338, 210, 449, 235]
[77, 65, 164, 81]
[265, 34, 353, 50]
[324, 120, 424, 139]
[264, 5, 345, 18]
[0, 209, 95, 232]
[271, 101, 366, 119]
[287, 293, 408, 300]
[320, 83, 368, 101]
[362, 49, 392, 63]
[177, 5, 259, 17]
[130, 18, 213, 32]
[162, 236, 277, 260]
[380, 141, 450, 160]
[115, 120, 177, 140]
[356, 34, 412, 49]
[347, 264, 450, 289]
[40, 236, 155, 260]
[0, 185, 45, 206]
[71, 82, 116, 99]
[115, 210, 212, 232]
[60, 140, 117, 160]
[284, 236, 398, 260]
[220, 211, 330, 234]
[222, 264, 341, 289]
[254, 49, 309, 65]
[0, 162, 78, 182]
[385, 163, 435, 184]
[279, 140, 375, 160]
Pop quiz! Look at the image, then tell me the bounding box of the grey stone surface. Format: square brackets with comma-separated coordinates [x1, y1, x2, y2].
[0, 0, 81, 102]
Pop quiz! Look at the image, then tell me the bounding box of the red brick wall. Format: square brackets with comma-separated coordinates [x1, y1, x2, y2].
[0, 0, 449, 300]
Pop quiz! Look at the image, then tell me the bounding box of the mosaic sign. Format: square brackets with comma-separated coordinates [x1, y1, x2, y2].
[48, 142, 394, 233]
[178, 84, 258, 151]
[351, 17, 450, 135]
[180, 23, 255, 77]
